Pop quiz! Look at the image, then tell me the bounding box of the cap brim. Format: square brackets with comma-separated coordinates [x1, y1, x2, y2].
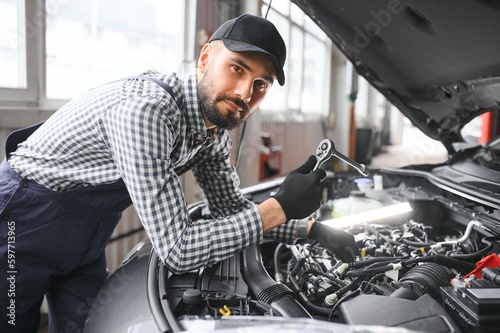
[222, 38, 285, 86]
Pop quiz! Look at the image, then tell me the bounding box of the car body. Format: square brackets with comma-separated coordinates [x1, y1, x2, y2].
[83, 1, 500, 332]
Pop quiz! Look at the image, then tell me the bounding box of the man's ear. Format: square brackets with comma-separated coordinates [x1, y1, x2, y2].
[197, 43, 212, 75]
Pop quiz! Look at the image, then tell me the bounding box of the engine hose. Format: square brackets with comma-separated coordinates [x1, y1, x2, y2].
[393, 262, 453, 300]
[449, 236, 498, 260]
[351, 256, 406, 269]
[482, 268, 500, 285]
[357, 255, 432, 274]
[401, 238, 435, 247]
[242, 245, 312, 318]
[273, 243, 287, 283]
[363, 273, 387, 292]
[335, 277, 362, 296]
[288, 274, 332, 316]
[429, 253, 475, 273]
[346, 263, 397, 277]
[323, 276, 363, 307]
[303, 270, 345, 289]
[347, 258, 405, 277]
[290, 256, 305, 276]
[401, 256, 432, 267]
[328, 288, 361, 322]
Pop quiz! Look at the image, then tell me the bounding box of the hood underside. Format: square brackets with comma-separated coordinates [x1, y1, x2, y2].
[292, 0, 500, 151]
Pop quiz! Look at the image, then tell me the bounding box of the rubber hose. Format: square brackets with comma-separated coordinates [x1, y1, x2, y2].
[392, 263, 453, 300]
[242, 245, 312, 318]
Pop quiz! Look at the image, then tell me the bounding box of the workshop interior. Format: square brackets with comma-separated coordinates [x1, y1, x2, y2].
[2, 1, 500, 333]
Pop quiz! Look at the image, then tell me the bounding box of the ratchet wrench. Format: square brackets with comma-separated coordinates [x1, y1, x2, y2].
[313, 139, 370, 176]
[313, 139, 335, 171]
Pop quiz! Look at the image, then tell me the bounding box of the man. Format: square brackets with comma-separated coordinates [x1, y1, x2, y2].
[0, 14, 357, 333]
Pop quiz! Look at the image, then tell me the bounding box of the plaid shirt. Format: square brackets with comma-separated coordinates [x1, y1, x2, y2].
[8, 70, 298, 273]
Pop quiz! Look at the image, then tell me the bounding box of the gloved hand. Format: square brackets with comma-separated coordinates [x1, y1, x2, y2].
[271, 155, 326, 221]
[308, 222, 359, 262]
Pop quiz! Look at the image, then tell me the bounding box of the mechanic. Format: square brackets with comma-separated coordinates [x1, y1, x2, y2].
[0, 14, 357, 333]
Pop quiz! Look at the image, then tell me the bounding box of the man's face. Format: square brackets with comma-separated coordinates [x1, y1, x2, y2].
[197, 42, 277, 130]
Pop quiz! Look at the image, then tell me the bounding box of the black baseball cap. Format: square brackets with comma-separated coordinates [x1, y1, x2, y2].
[209, 14, 286, 86]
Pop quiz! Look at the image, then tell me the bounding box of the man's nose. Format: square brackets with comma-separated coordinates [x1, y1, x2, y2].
[234, 79, 253, 104]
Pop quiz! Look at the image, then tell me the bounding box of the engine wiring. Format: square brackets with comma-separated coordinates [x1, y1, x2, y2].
[272, 217, 500, 323]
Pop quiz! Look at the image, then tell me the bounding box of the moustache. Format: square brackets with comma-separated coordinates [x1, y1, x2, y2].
[215, 94, 249, 113]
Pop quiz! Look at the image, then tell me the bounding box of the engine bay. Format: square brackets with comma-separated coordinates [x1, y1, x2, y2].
[163, 170, 500, 333]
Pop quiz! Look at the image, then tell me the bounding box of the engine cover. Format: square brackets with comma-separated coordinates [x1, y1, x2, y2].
[339, 293, 461, 332]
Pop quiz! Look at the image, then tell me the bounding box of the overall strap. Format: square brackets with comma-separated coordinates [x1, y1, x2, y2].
[119, 75, 174, 98]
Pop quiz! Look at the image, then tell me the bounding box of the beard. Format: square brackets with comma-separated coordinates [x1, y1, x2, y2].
[197, 70, 250, 130]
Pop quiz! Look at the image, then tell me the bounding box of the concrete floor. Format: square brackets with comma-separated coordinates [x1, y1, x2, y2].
[368, 123, 448, 169]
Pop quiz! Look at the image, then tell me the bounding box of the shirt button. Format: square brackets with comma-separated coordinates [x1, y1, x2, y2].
[20, 181, 28, 188]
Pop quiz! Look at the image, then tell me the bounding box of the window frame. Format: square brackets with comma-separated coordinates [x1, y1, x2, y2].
[0, 0, 42, 105]
[0, 0, 196, 110]
[260, 0, 332, 116]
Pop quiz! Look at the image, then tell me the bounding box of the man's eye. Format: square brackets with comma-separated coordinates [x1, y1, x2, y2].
[232, 65, 242, 73]
[255, 80, 268, 91]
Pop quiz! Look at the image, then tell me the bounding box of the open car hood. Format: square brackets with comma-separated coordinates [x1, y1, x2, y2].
[292, 0, 500, 152]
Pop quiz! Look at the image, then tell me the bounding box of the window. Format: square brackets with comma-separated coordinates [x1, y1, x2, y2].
[0, 0, 25, 89]
[0, 0, 188, 106]
[258, 11, 288, 113]
[45, 0, 185, 99]
[260, 1, 331, 115]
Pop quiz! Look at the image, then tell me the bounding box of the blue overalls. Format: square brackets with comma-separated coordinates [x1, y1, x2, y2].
[0, 123, 132, 332]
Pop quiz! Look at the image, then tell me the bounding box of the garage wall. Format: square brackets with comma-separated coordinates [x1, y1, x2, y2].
[261, 118, 325, 175]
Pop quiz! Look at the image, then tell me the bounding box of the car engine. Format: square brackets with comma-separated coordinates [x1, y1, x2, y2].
[162, 170, 500, 333]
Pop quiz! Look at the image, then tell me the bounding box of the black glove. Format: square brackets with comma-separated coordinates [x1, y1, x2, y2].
[308, 222, 359, 262]
[272, 155, 326, 221]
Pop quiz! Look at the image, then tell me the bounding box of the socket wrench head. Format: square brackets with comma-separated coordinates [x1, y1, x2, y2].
[314, 139, 370, 176]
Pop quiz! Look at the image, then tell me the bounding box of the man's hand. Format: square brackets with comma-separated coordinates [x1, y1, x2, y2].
[271, 155, 326, 221]
[308, 222, 359, 262]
